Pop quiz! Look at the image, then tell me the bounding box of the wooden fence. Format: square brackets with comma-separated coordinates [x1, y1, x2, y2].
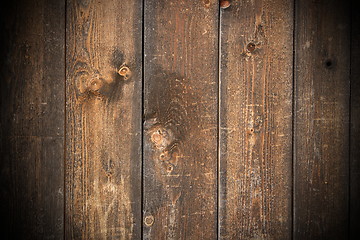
[0, 0, 358, 239]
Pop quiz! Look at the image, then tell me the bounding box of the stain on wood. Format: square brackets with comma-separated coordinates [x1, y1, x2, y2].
[219, 0, 294, 239]
[65, 0, 142, 238]
[143, 0, 219, 239]
[294, 0, 350, 239]
[0, 0, 65, 238]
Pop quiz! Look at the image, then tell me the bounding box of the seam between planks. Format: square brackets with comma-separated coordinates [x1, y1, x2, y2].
[217, 2, 222, 240]
[291, 0, 296, 239]
[141, 0, 145, 239]
[64, 0, 67, 239]
[348, 0, 352, 236]
[216, 6, 221, 239]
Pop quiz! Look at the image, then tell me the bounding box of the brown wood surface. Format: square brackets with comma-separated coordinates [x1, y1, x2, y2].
[0, 1, 357, 239]
[0, 0, 65, 238]
[143, 0, 219, 239]
[294, 0, 351, 239]
[350, 0, 360, 238]
[65, 0, 142, 238]
[219, 0, 294, 239]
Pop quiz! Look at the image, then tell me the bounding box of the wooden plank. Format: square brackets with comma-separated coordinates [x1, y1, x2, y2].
[0, 0, 65, 238]
[65, 0, 142, 238]
[350, 0, 360, 238]
[294, 0, 350, 239]
[143, 0, 219, 239]
[218, 0, 294, 239]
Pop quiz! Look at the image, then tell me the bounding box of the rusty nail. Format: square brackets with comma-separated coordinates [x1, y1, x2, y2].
[144, 215, 154, 226]
[220, 0, 231, 9]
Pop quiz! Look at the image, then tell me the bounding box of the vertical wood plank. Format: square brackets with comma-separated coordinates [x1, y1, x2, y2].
[219, 0, 294, 239]
[65, 0, 142, 238]
[350, 0, 360, 238]
[0, 0, 65, 238]
[294, 0, 350, 239]
[143, 0, 219, 239]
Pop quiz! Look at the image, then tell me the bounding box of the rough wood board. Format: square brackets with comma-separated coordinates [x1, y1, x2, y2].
[65, 0, 142, 238]
[143, 0, 219, 239]
[294, 0, 350, 239]
[0, 0, 65, 238]
[219, 0, 293, 239]
[350, 0, 360, 238]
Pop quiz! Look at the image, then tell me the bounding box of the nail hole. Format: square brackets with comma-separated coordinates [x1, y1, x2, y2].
[167, 164, 173, 172]
[325, 59, 333, 68]
[247, 43, 256, 53]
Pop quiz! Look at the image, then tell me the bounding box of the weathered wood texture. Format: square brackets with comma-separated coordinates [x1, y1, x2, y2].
[65, 0, 142, 238]
[350, 0, 360, 238]
[294, 0, 350, 239]
[0, 1, 357, 239]
[143, 0, 219, 239]
[219, 0, 294, 239]
[0, 0, 65, 239]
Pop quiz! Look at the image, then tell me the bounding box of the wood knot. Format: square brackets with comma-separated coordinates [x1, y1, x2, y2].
[203, 0, 210, 8]
[144, 215, 154, 227]
[159, 150, 171, 161]
[118, 65, 131, 80]
[220, 0, 231, 9]
[150, 128, 173, 150]
[88, 78, 103, 92]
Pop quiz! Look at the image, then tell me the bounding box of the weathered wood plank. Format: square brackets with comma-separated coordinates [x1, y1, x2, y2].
[0, 0, 65, 238]
[65, 0, 142, 238]
[350, 0, 360, 238]
[143, 0, 219, 239]
[294, 0, 350, 239]
[219, 0, 294, 239]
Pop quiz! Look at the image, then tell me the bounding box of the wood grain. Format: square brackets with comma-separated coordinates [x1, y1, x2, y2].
[65, 0, 142, 238]
[0, 0, 65, 238]
[350, 0, 360, 238]
[143, 0, 219, 239]
[219, 0, 294, 239]
[294, 0, 350, 239]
